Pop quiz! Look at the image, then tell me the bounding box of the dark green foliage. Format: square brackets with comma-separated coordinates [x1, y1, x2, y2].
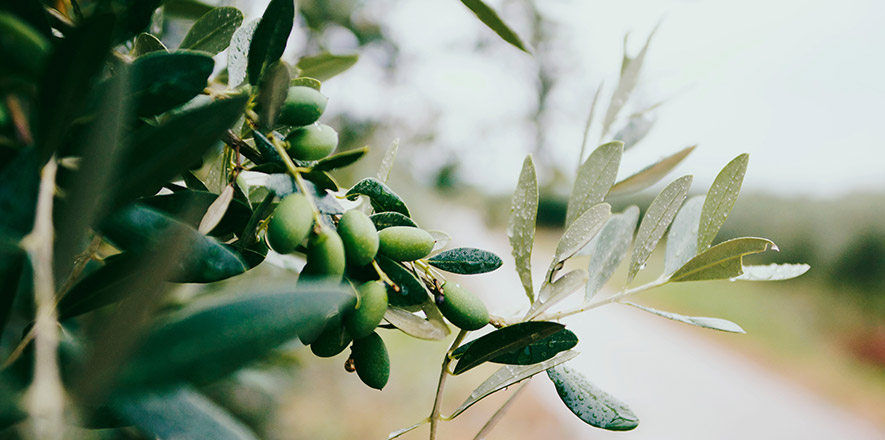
[452, 322, 566, 375]
[345, 178, 411, 217]
[130, 51, 214, 116]
[248, 0, 295, 84]
[428, 247, 503, 274]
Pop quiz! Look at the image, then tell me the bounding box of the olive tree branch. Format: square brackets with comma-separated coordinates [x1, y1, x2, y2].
[536, 277, 668, 321]
[429, 329, 468, 440]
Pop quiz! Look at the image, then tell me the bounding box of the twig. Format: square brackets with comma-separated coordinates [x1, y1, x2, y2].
[537, 277, 668, 321]
[429, 329, 468, 440]
[20, 158, 65, 439]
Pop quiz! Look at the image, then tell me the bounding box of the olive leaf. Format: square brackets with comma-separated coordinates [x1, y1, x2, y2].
[453, 326, 577, 369]
[452, 321, 565, 375]
[179, 6, 244, 55]
[566, 141, 622, 228]
[663, 195, 705, 276]
[142, 189, 252, 237]
[198, 185, 235, 234]
[448, 350, 579, 420]
[369, 212, 417, 230]
[547, 203, 611, 282]
[377, 139, 400, 183]
[133, 33, 167, 56]
[383, 307, 449, 341]
[375, 257, 429, 307]
[735, 263, 810, 281]
[312, 146, 369, 172]
[508, 155, 538, 303]
[613, 114, 656, 151]
[130, 51, 214, 117]
[601, 24, 658, 138]
[547, 365, 639, 431]
[698, 153, 749, 251]
[295, 53, 359, 81]
[527, 270, 588, 320]
[227, 18, 260, 88]
[608, 145, 695, 196]
[255, 61, 290, 129]
[460, 0, 529, 53]
[247, 0, 294, 84]
[625, 302, 745, 333]
[427, 247, 503, 275]
[669, 237, 777, 282]
[627, 175, 692, 284]
[345, 178, 411, 217]
[579, 206, 639, 302]
[291, 77, 322, 90]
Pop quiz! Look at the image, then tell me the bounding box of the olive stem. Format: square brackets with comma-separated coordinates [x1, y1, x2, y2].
[536, 277, 668, 321]
[371, 260, 396, 287]
[429, 329, 468, 440]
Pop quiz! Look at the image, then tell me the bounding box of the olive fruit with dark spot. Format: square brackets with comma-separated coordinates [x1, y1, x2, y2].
[377, 226, 434, 261]
[351, 331, 389, 390]
[437, 282, 489, 331]
[265, 193, 313, 255]
[337, 210, 379, 266]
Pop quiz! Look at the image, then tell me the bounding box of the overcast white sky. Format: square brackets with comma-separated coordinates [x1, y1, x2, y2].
[241, 0, 885, 198]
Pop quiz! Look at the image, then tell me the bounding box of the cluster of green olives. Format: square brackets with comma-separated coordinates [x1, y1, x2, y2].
[277, 85, 340, 161]
[263, 85, 491, 391]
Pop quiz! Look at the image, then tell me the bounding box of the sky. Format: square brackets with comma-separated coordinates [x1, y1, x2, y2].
[238, 0, 885, 198]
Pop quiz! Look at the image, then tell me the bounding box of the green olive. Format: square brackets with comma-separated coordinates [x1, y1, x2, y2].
[377, 226, 435, 261]
[301, 226, 346, 283]
[344, 281, 388, 339]
[285, 123, 338, 161]
[310, 323, 352, 358]
[351, 331, 389, 390]
[277, 86, 327, 127]
[337, 210, 379, 267]
[265, 193, 313, 255]
[438, 282, 489, 331]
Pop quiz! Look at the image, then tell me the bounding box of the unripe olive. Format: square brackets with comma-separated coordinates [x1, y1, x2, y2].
[377, 226, 434, 261]
[438, 282, 489, 331]
[277, 86, 328, 127]
[266, 193, 313, 255]
[285, 123, 338, 161]
[351, 331, 389, 390]
[310, 323, 352, 358]
[301, 226, 346, 283]
[344, 281, 388, 339]
[337, 210, 379, 267]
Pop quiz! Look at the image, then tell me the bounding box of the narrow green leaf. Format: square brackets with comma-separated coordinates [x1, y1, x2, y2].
[627, 175, 692, 284]
[133, 33, 167, 57]
[547, 203, 611, 281]
[427, 248, 503, 275]
[613, 115, 655, 151]
[312, 146, 369, 172]
[58, 253, 147, 319]
[255, 61, 290, 129]
[99, 204, 248, 283]
[180, 7, 244, 55]
[601, 25, 658, 138]
[377, 138, 399, 183]
[625, 302, 745, 333]
[369, 212, 417, 230]
[526, 270, 589, 320]
[295, 53, 359, 81]
[109, 95, 248, 209]
[383, 307, 449, 341]
[141, 189, 252, 237]
[566, 141, 622, 227]
[697, 153, 749, 251]
[669, 237, 776, 282]
[449, 350, 579, 419]
[547, 365, 639, 431]
[453, 321, 565, 375]
[736, 263, 810, 281]
[460, 0, 529, 53]
[37, 13, 114, 162]
[131, 51, 214, 117]
[251, 130, 287, 169]
[198, 185, 235, 234]
[227, 19, 259, 87]
[114, 386, 258, 440]
[508, 155, 538, 303]
[247, 0, 294, 84]
[663, 195, 705, 276]
[302, 169, 339, 192]
[345, 178, 410, 217]
[375, 257, 429, 307]
[117, 282, 355, 389]
[583, 206, 639, 302]
[608, 145, 695, 196]
[576, 83, 605, 173]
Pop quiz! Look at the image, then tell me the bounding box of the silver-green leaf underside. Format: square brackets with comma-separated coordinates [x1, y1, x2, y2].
[736, 263, 810, 281]
[566, 141, 623, 227]
[527, 270, 589, 320]
[608, 145, 695, 196]
[377, 138, 399, 183]
[227, 19, 259, 87]
[697, 153, 749, 251]
[547, 203, 611, 282]
[669, 237, 777, 282]
[583, 206, 639, 302]
[663, 195, 705, 276]
[383, 306, 449, 341]
[601, 25, 658, 138]
[508, 155, 539, 303]
[627, 175, 692, 283]
[625, 302, 745, 333]
[547, 365, 639, 431]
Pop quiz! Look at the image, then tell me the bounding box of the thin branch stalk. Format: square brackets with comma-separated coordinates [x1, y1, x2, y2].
[429, 329, 468, 440]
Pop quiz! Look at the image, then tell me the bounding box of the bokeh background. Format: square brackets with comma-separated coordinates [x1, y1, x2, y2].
[170, 0, 885, 438]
